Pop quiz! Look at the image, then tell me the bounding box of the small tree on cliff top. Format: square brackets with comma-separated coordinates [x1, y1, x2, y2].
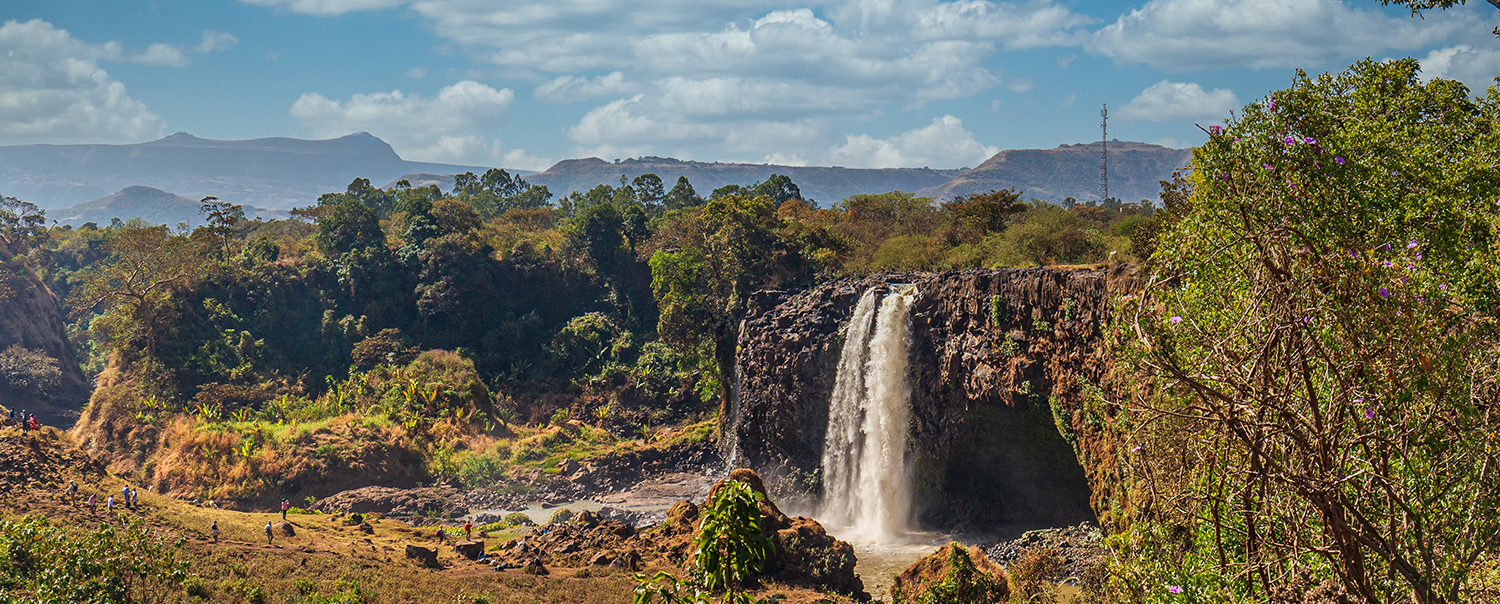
[633, 480, 781, 604]
[1119, 59, 1500, 603]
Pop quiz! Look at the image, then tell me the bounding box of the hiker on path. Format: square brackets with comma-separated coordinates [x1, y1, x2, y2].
[130, 488, 138, 508]
[211, 520, 220, 544]
[26, 414, 36, 431]
[67, 480, 77, 500]
[106, 495, 115, 514]
[434, 527, 445, 543]
[121, 486, 130, 509]
[265, 521, 273, 545]
[464, 520, 473, 541]
[88, 493, 97, 509]
[280, 499, 289, 520]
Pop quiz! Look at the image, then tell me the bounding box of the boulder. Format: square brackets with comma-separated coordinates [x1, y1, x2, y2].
[405, 545, 440, 568]
[558, 457, 580, 475]
[589, 552, 613, 566]
[453, 540, 485, 560]
[358, 522, 374, 535]
[273, 521, 296, 537]
[610, 549, 643, 571]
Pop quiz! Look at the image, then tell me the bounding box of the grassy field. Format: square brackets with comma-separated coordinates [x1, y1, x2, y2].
[0, 425, 847, 604]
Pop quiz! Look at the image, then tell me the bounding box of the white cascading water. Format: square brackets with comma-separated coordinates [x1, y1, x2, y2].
[820, 285, 918, 543]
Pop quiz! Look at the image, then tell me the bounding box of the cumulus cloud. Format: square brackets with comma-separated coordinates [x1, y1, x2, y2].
[0, 19, 166, 144]
[289, 80, 517, 164]
[1120, 80, 1239, 122]
[240, 0, 1096, 163]
[829, 115, 997, 169]
[1089, 0, 1467, 71]
[195, 30, 239, 53]
[132, 43, 190, 67]
[238, 0, 404, 16]
[1422, 45, 1500, 94]
[534, 71, 636, 103]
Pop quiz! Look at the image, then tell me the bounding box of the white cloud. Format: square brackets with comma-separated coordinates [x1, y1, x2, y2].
[829, 115, 997, 168]
[132, 43, 190, 67]
[195, 30, 239, 53]
[0, 19, 166, 144]
[1089, 0, 1469, 71]
[406, 66, 426, 78]
[1058, 92, 1077, 109]
[1057, 54, 1076, 68]
[1120, 80, 1239, 122]
[289, 80, 516, 164]
[238, 0, 404, 16]
[1421, 45, 1500, 94]
[501, 148, 555, 171]
[534, 71, 636, 103]
[1006, 77, 1034, 93]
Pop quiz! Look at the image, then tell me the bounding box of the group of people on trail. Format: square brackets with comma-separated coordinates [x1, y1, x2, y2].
[7, 408, 39, 431]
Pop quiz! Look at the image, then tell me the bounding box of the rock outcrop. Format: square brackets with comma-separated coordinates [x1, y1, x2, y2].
[733, 268, 1135, 531]
[891, 543, 1010, 603]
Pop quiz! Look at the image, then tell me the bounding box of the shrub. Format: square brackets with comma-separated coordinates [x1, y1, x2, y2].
[1007, 548, 1065, 604]
[547, 508, 574, 524]
[0, 515, 188, 604]
[503, 512, 534, 527]
[0, 345, 60, 394]
[458, 453, 507, 488]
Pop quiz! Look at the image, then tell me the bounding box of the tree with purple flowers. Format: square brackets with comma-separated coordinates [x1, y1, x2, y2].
[1114, 59, 1500, 603]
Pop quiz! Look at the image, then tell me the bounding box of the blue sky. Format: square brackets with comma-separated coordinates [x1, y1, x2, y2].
[2, 0, 1497, 171]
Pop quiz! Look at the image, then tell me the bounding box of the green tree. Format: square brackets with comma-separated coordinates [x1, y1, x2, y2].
[1117, 59, 1500, 604]
[665, 176, 704, 210]
[0, 195, 46, 257]
[0, 516, 188, 604]
[70, 225, 207, 357]
[633, 173, 667, 208]
[198, 196, 246, 256]
[315, 198, 385, 256]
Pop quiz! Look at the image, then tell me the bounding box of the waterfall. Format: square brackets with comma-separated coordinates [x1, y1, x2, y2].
[821, 285, 917, 543]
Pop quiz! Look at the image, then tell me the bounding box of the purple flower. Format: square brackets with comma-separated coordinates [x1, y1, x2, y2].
[1366, 407, 1377, 419]
[1406, 264, 1416, 271]
[1414, 251, 1422, 261]
[1354, 397, 1365, 404]
[1348, 249, 1360, 258]
[1304, 137, 1316, 144]
[1263, 164, 1274, 170]
[1131, 445, 1141, 453]
[1170, 316, 1183, 324]
[1416, 295, 1425, 303]
[1407, 239, 1419, 249]
[1378, 287, 1390, 299]
[1377, 242, 1391, 252]
[1209, 125, 1224, 135]
[1283, 136, 1296, 144]
[1400, 276, 1408, 284]
[1268, 98, 1276, 110]
[1440, 283, 1449, 292]
[1302, 316, 1314, 324]
[1314, 161, 1321, 169]
[1382, 260, 1395, 268]
[1168, 585, 1184, 594]
[1335, 156, 1346, 165]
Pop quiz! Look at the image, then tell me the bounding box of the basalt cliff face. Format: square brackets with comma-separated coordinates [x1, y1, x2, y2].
[732, 268, 1135, 532]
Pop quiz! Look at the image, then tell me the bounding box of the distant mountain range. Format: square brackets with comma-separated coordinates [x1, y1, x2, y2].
[919, 140, 1193, 203]
[0, 132, 488, 210]
[4, 132, 1194, 227]
[50, 186, 289, 229]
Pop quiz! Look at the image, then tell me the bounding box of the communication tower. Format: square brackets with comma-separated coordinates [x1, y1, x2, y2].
[1100, 104, 1109, 203]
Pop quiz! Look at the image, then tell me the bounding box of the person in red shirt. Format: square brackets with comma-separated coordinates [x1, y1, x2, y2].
[464, 521, 473, 541]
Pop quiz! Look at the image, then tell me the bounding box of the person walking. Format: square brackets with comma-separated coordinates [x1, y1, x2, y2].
[264, 521, 274, 546]
[210, 520, 220, 544]
[434, 526, 445, 543]
[463, 520, 473, 541]
[280, 498, 289, 520]
[27, 414, 37, 431]
[131, 488, 139, 508]
[106, 495, 114, 514]
[121, 486, 131, 509]
[67, 479, 77, 500]
[88, 493, 97, 509]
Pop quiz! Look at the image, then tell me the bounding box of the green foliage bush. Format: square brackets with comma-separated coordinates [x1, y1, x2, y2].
[503, 512, 534, 527]
[891, 545, 1008, 604]
[633, 479, 782, 604]
[0, 344, 60, 394]
[0, 516, 189, 604]
[547, 508, 574, 524]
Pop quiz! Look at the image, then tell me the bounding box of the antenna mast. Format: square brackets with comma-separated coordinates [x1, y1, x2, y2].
[1100, 104, 1109, 203]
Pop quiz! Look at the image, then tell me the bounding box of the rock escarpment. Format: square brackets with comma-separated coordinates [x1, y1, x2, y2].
[733, 268, 1134, 532]
[0, 261, 89, 424]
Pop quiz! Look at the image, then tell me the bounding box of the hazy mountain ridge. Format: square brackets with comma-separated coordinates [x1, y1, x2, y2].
[0, 132, 488, 210]
[520, 157, 967, 204]
[51, 186, 289, 228]
[919, 141, 1193, 203]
